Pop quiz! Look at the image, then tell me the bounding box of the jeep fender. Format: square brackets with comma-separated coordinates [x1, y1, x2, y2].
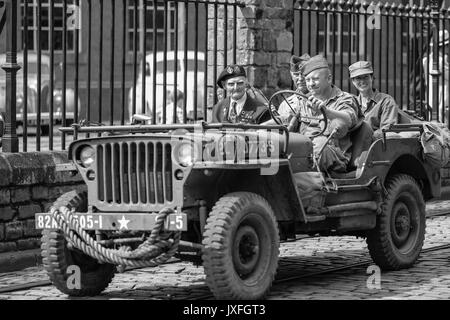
[354, 138, 440, 200]
[184, 162, 307, 222]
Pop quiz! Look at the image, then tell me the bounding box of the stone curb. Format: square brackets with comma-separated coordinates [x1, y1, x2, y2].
[0, 249, 42, 273]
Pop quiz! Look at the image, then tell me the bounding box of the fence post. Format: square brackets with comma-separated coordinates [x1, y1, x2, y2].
[237, 0, 294, 97]
[429, 0, 443, 122]
[1, 0, 19, 152]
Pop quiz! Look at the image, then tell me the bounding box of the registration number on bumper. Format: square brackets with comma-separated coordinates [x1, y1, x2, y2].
[35, 212, 187, 231]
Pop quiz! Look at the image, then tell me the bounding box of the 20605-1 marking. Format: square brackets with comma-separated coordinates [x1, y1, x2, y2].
[35, 212, 187, 231]
[35, 213, 103, 229]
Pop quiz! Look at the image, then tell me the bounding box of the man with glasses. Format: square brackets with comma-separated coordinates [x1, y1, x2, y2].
[349, 61, 399, 139]
[211, 65, 270, 124]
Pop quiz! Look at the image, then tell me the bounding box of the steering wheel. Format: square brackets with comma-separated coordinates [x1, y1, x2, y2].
[268, 90, 327, 137]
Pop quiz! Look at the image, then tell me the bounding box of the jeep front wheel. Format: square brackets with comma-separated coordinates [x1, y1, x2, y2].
[366, 174, 426, 270]
[41, 191, 116, 296]
[202, 192, 279, 300]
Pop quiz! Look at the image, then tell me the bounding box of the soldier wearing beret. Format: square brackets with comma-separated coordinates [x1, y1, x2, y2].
[278, 55, 363, 173]
[211, 65, 270, 124]
[349, 61, 399, 139]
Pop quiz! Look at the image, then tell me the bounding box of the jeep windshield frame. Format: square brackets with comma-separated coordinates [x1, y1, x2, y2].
[60, 122, 291, 154]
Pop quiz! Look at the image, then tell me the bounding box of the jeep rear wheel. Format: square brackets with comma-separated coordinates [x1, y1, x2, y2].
[202, 192, 279, 300]
[41, 191, 116, 296]
[366, 174, 425, 270]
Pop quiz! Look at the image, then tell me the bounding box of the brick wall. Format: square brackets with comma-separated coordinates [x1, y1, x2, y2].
[0, 151, 85, 254]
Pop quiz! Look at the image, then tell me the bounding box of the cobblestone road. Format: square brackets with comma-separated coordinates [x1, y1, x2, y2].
[0, 201, 449, 300]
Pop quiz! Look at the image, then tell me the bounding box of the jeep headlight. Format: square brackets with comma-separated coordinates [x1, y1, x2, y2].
[176, 143, 198, 167]
[79, 146, 95, 168]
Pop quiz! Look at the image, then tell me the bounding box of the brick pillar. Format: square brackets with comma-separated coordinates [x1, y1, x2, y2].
[207, 0, 294, 119]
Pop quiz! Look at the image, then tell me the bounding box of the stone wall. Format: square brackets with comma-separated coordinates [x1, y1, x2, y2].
[207, 0, 295, 110]
[0, 151, 85, 254]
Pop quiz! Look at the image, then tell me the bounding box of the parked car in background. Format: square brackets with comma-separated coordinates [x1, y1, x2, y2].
[0, 52, 79, 135]
[128, 50, 205, 123]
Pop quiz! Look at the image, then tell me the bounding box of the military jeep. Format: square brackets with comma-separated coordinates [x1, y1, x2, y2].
[36, 90, 440, 300]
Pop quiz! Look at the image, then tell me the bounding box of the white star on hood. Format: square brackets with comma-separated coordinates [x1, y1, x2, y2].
[117, 215, 130, 230]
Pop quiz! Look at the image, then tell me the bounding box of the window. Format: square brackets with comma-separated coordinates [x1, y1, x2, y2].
[187, 59, 205, 72]
[20, 0, 79, 52]
[156, 60, 181, 72]
[17, 62, 50, 76]
[127, 1, 176, 52]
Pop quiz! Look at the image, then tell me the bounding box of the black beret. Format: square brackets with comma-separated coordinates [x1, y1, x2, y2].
[217, 65, 247, 89]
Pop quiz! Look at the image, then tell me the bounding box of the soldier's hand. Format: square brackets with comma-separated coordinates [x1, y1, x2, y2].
[307, 96, 326, 114]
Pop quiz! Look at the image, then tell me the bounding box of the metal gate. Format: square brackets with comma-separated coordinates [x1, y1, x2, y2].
[0, 0, 242, 152]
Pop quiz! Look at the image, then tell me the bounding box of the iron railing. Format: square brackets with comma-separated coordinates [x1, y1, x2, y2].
[2, 0, 450, 153]
[0, 0, 242, 152]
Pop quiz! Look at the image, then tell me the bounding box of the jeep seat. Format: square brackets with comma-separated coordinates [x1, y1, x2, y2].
[330, 121, 373, 179]
[348, 121, 374, 170]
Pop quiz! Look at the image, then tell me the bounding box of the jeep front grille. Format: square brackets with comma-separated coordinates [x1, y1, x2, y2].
[96, 142, 173, 205]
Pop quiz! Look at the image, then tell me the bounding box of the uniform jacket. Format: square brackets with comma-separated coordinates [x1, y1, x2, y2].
[211, 95, 270, 124]
[357, 89, 399, 137]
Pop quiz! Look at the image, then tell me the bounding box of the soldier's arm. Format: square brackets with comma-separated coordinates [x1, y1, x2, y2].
[322, 108, 352, 128]
[308, 96, 354, 129]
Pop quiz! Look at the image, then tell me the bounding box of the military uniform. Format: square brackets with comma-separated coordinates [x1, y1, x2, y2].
[284, 55, 362, 173]
[290, 53, 311, 95]
[283, 85, 361, 172]
[211, 64, 270, 124]
[349, 61, 399, 138]
[278, 53, 311, 120]
[211, 94, 270, 124]
[357, 90, 398, 138]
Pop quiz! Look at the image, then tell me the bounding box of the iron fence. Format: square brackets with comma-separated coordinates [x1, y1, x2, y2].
[1, 0, 450, 153]
[0, 0, 241, 152]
